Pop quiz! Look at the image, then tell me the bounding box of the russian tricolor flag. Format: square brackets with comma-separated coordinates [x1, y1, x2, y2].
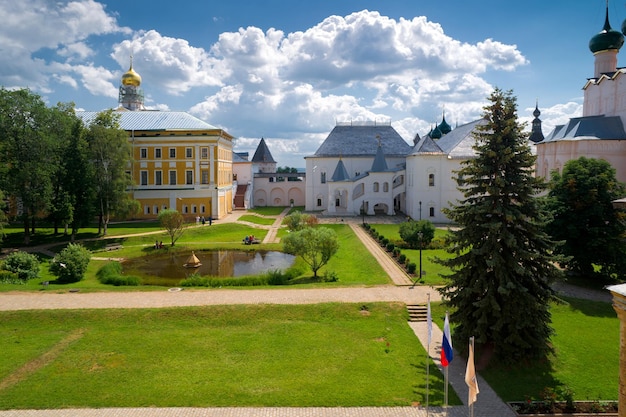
[441, 312, 453, 367]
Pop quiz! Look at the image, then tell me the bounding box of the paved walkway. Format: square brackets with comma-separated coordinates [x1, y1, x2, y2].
[0, 210, 610, 417]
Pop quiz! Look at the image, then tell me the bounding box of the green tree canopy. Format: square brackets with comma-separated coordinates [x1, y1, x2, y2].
[282, 226, 338, 278]
[436, 88, 563, 364]
[85, 109, 133, 235]
[545, 156, 626, 279]
[158, 209, 185, 246]
[0, 88, 60, 244]
[49, 243, 91, 283]
[399, 220, 435, 249]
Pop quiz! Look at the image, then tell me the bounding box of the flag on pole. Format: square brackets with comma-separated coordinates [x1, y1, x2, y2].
[426, 298, 432, 347]
[465, 337, 479, 405]
[441, 312, 453, 367]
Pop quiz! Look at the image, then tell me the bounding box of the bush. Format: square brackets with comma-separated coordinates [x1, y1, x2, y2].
[398, 254, 406, 264]
[392, 248, 401, 257]
[386, 242, 395, 252]
[2, 251, 40, 281]
[49, 243, 91, 283]
[0, 270, 21, 284]
[96, 262, 141, 286]
[322, 270, 339, 282]
[407, 262, 417, 274]
[266, 269, 289, 285]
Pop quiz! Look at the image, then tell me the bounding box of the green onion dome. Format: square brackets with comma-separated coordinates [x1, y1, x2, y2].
[589, 8, 624, 53]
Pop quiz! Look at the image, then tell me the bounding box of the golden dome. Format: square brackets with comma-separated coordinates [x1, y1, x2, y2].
[121, 63, 142, 87]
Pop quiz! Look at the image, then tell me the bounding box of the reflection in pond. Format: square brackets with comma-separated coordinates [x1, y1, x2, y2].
[122, 250, 295, 286]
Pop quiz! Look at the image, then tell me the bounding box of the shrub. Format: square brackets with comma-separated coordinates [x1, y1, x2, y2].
[392, 248, 401, 257]
[0, 270, 21, 284]
[266, 269, 289, 285]
[2, 251, 40, 281]
[398, 254, 406, 264]
[386, 242, 395, 252]
[49, 243, 91, 283]
[96, 262, 141, 286]
[322, 270, 339, 282]
[407, 262, 417, 274]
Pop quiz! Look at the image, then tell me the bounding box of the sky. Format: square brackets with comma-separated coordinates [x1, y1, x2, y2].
[1, 0, 621, 167]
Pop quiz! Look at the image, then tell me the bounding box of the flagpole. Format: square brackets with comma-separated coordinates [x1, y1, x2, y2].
[469, 337, 474, 417]
[445, 365, 449, 416]
[426, 293, 430, 417]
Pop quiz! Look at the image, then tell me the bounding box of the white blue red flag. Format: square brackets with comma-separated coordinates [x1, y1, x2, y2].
[441, 312, 453, 367]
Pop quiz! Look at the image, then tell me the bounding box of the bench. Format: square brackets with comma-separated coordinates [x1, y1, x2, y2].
[105, 243, 123, 251]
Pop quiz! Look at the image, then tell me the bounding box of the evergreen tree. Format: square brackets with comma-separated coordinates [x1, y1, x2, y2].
[436, 88, 562, 364]
[545, 157, 626, 280]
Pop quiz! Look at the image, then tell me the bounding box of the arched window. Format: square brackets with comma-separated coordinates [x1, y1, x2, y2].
[373, 182, 379, 192]
[429, 207, 435, 217]
[383, 182, 389, 192]
[428, 173, 435, 187]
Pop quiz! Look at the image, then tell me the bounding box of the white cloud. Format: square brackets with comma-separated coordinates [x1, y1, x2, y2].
[0, 0, 129, 93]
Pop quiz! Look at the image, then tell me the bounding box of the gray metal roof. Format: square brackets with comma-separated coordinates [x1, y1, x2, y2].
[251, 138, 276, 163]
[313, 124, 411, 157]
[76, 110, 219, 131]
[370, 145, 389, 172]
[411, 118, 486, 159]
[331, 159, 351, 181]
[540, 115, 626, 142]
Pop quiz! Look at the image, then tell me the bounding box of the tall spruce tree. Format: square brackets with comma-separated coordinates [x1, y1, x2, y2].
[437, 88, 562, 364]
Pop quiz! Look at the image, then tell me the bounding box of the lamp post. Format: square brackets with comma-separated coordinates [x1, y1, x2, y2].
[419, 200, 422, 220]
[418, 231, 423, 283]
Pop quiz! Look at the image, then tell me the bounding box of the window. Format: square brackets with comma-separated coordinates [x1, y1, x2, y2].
[201, 147, 208, 159]
[383, 182, 389, 192]
[186, 147, 193, 158]
[183, 205, 189, 214]
[169, 170, 177, 185]
[140, 148, 147, 159]
[201, 205, 206, 213]
[155, 171, 162, 186]
[201, 170, 209, 184]
[140, 171, 148, 186]
[169, 148, 176, 158]
[429, 173, 435, 187]
[321, 172, 326, 184]
[155, 148, 162, 159]
[192, 205, 197, 214]
[144, 205, 150, 214]
[153, 205, 158, 215]
[429, 207, 435, 217]
[186, 170, 193, 185]
[373, 182, 379, 192]
[317, 198, 322, 207]
[335, 198, 340, 207]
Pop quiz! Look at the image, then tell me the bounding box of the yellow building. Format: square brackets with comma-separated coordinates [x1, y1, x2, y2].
[77, 60, 234, 221]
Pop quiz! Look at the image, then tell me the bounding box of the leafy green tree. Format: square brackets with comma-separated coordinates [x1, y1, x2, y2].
[0, 88, 58, 244]
[284, 211, 318, 231]
[85, 109, 132, 235]
[158, 209, 185, 246]
[436, 88, 562, 364]
[399, 220, 435, 248]
[49, 243, 91, 283]
[283, 226, 338, 278]
[545, 157, 626, 279]
[2, 251, 40, 281]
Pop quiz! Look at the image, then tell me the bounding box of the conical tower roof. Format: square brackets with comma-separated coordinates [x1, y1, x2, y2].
[370, 143, 388, 172]
[251, 138, 276, 163]
[331, 158, 351, 181]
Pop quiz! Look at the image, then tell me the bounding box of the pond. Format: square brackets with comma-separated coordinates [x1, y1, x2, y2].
[122, 250, 296, 286]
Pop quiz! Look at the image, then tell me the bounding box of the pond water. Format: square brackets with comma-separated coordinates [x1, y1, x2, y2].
[122, 250, 296, 286]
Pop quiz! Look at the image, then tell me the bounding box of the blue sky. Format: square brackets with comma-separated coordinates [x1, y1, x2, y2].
[1, 1, 620, 167]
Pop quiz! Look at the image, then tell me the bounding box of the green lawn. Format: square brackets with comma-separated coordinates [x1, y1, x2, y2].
[431, 299, 619, 402]
[237, 214, 277, 225]
[0, 303, 455, 409]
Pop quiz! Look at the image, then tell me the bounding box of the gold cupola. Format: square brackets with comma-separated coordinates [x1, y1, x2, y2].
[121, 57, 142, 87]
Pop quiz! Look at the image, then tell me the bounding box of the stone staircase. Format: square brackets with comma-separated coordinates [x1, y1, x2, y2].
[234, 184, 247, 210]
[407, 304, 428, 322]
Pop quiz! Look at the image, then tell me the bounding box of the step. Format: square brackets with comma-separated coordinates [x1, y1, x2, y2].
[407, 304, 428, 322]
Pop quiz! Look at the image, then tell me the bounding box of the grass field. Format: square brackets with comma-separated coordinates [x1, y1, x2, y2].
[0, 303, 455, 409]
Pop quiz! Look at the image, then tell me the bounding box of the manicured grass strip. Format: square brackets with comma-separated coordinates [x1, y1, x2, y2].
[0, 303, 453, 409]
[249, 207, 288, 216]
[238, 214, 277, 225]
